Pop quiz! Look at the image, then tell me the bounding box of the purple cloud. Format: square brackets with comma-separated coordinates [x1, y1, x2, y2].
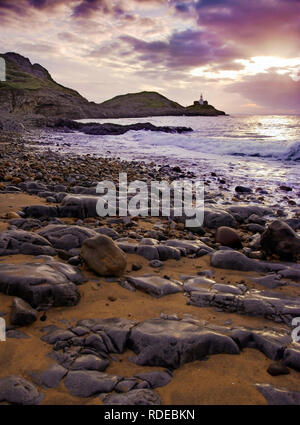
[226, 71, 300, 112]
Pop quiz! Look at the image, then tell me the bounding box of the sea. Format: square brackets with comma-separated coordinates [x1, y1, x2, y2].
[39, 114, 300, 205]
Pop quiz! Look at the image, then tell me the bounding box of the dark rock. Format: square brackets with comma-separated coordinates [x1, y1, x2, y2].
[81, 234, 127, 277]
[136, 245, 159, 260]
[76, 318, 136, 353]
[279, 185, 292, 192]
[0, 229, 55, 256]
[59, 195, 98, 218]
[189, 284, 300, 325]
[96, 227, 120, 240]
[38, 225, 97, 250]
[102, 388, 161, 405]
[256, 384, 300, 405]
[165, 239, 213, 255]
[149, 260, 163, 268]
[204, 209, 237, 229]
[0, 260, 84, 308]
[0, 376, 42, 405]
[70, 355, 109, 371]
[261, 220, 300, 260]
[157, 245, 181, 260]
[64, 370, 120, 397]
[41, 328, 75, 344]
[245, 224, 265, 233]
[23, 205, 58, 218]
[227, 206, 272, 221]
[283, 347, 300, 371]
[235, 186, 252, 193]
[30, 364, 67, 388]
[211, 250, 266, 272]
[10, 297, 38, 326]
[267, 362, 290, 376]
[6, 329, 29, 339]
[126, 275, 183, 298]
[134, 370, 173, 388]
[215, 226, 242, 248]
[250, 274, 287, 289]
[128, 318, 239, 368]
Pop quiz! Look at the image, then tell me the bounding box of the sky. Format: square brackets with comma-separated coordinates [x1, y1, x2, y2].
[0, 0, 299, 114]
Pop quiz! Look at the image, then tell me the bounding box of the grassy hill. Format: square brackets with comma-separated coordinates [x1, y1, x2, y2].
[0, 52, 226, 122]
[99, 91, 185, 117]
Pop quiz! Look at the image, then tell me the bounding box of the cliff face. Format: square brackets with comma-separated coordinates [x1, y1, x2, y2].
[0, 52, 101, 119]
[0, 52, 226, 123]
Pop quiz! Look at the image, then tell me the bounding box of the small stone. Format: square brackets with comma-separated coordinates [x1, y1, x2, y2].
[267, 362, 290, 376]
[149, 259, 163, 268]
[235, 186, 252, 193]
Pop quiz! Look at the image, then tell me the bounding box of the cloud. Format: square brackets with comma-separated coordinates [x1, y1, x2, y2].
[120, 29, 240, 70]
[175, 0, 300, 58]
[226, 71, 300, 112]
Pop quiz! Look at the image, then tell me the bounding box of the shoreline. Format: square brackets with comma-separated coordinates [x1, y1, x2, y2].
[0, 131, 299, 405]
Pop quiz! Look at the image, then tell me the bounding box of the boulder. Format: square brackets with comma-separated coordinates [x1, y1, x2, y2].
[81, 234, 127, 277]
[261, 220, 300, 260]
[215, 226, 242, 248]
[10, 297, 38, 326]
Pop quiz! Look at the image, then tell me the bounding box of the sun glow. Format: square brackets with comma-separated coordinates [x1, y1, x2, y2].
[190, 56, 300, 81]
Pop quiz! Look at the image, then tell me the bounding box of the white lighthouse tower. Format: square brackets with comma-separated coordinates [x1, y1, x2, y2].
[199, 93, 204, 105]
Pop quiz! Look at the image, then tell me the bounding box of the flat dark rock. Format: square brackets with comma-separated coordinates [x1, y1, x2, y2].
[128, 318, 239, 368]
[30, 364, 67, 388]
[38, 224, 98, 250]
[54, 119, 193, 135]
[0, 376, 42, 405]
[102, 389, 162, 405]
[256, 383, 300, 405]
[189, 283, 300, 325]
[134, 370, 173, 388]
[64, 370, 121, 397]
[0, 229, 55, 256]
[0, 259, 84, 308]
[211, 250, 266, 272]
[126, 275, 183, 298]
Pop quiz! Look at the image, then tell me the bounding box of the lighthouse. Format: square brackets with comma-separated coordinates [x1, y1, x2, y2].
[199, 93, 204, 105]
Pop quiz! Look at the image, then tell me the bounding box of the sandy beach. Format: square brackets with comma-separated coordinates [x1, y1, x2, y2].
[0, 130, 299, 406]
